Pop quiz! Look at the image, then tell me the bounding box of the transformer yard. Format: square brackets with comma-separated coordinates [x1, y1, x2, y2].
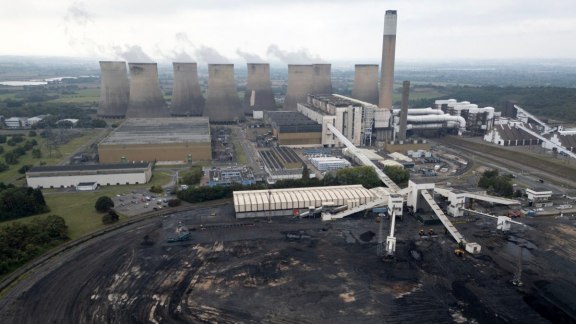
[1, 202, 575, 323]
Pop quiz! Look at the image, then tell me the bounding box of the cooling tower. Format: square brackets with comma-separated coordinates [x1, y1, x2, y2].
[243, 63, 276, 115]
[98, 61, 129, 118]
[125, 63, 168, 118]
[398, 81, 410, 141]
[352, 64, 379, 104]
[284, 64, 314, 111]
[312, 64, 333, 94]
[379, 10, 397, 109]
[204, 64, 244, 123]
[171, 62, 205, 116]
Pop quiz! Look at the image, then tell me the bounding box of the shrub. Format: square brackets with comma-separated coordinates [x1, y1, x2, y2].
[95, 196, 114, 213]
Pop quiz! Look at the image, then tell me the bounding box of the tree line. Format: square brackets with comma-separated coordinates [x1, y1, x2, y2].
[0, 183, 49, 221]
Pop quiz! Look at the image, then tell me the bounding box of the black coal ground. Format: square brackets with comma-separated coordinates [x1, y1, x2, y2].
[0, 208, 571, 323]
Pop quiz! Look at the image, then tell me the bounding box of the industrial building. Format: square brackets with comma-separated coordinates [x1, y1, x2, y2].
[26, 162, 152, 188]
[208, 167, 255, 187]
[264, 111, 322, 146]
[259, 146, 304, 181]
[233, 184, 379, 218]
[484, 122, 542, 146]
[125, 63, 168, 118]
[98, 117, 211, 163]
[171, 62, 205, 117]
[243, 63, 276, 115]
[204, 64, 244, 123]
[98, 61, 130, 118]
[435, 99, 496, 135]
[309, 156, 351, 171]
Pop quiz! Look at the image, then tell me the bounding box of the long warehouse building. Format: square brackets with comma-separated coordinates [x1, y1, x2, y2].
[98, 117, 212, 163]
[233, 184, 383, 218]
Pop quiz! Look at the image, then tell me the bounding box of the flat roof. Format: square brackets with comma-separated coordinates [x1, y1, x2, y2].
[265, 111, 321, 133]
[29, 162, 150, 173]
[100, 117, 211, 145]
[308, 94, 360, 107]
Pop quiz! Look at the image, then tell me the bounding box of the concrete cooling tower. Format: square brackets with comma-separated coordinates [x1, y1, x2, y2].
[352, 64, 379, 104]
[243, 63, 276, 115]
[171, 62, 205, 116]
[312, 64, 333, 94]
[98, 61, 129, 118]
[204, 64, 244, 123]
[125, 63, 168, 118]
[379, 10, 397, 109]
[284, 64, 314, 111]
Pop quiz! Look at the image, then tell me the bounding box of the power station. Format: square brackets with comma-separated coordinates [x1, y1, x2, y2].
[204, 64, 244, 123]
[171, 62, 205, 117]
[243, 63, 276, 115]
[312, 64, 333, 94]
[125, 63, 168, 118]
[284, 64, 315, 111]
[98, 61, 130, 118]
[379, 10, 397, 110]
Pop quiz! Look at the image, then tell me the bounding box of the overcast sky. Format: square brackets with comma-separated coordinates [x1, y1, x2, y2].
[1, 0, 575, 64]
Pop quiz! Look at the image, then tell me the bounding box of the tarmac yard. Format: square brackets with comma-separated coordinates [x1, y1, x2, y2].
[0, 203, 574, 323]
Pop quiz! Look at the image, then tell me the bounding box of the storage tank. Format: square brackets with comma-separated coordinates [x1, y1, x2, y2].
[243, 63, 276, 115]
[204, 64, 244, 123]
[98, 61, 129, 118]
[171, 62, 205, 116]
[125, 63, 168, 118]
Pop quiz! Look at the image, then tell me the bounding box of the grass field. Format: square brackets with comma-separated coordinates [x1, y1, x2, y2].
[232, 139, 248, 165]
[48, 88, 100, 104]
[0, 170, 173, 239]
[0, 129, 102, 185]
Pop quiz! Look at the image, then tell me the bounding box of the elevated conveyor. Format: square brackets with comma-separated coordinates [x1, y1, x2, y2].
[326, 123, 400, 192]
[322, 198, 387, 221]
[514, 104, 552, 133]
[464, 193, 521, 206]
[420, 190, 466, 244]
[516, 124, 576, 159]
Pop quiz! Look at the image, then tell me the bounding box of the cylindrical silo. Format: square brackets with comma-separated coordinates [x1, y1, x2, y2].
[379, 10, 397, 109]
[98, 61, 129, 118]
[243, 63, 276, 115]
[312, 63, 332, 94]
[284, 64, 314, 111]
[204, 64, 243, 123]
[352, 64, 379, 104]
[125, 63, 168, 118]
[171, 62, 205, 116]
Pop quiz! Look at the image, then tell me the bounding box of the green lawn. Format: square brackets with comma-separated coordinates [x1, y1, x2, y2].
[48, 88, 100, 104]
[0, 129, 102, 185]
[0, 170, 173, 239]
[232, 139, 248, 164]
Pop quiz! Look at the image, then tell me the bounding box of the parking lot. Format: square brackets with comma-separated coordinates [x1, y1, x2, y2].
[111, 190, 175, 217]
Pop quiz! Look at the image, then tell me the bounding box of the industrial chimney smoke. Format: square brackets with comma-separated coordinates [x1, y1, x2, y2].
[204, 64, 244, 123]
[352, 64, 379, 104]
[243, 63, 276, 115]
[171, 62, 205, 116]
[312, 64, 332, 94]
[379, 10, 397, 109]
[284, 64, 314, 111]
[125, 63, 168, 118]
[98, 61, 129, 118]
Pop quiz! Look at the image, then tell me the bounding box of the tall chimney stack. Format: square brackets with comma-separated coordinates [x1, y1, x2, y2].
[398, 81, 410, 141]
[243, 63, 276, 115]
[204, 64, 243, 123]
[98, 61, 129, 118]
[284, 64, 314, 111]
[379, 10, 397, 109]
[352, 64, 379, 104]
[125, 63, 168, 118]
[171, 62, 204, 116]
[312, 64, 332, 94]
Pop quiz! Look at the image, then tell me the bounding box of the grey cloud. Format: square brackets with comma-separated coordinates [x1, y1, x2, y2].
[236, 49, 265, 63]
[195, 46, 229, 63]
[266, 44, 324, 64]
[113, 45, 154, 62]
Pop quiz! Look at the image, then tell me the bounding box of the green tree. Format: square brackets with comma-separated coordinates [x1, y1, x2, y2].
[95, 196, 114, 213]
[92, 119, 107, 128]
[32, 148, 42, 158]
[0, 135, 6, 144]
[0, 163, 8, 173]
[382, 166, 410, 185]
[28, 130, 37, 137]
[102, 210, 119, 224]
[149, 185, 164, 194]
[18, 165, 32, 174]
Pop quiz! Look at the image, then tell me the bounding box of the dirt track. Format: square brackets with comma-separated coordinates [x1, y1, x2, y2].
[3, 202, 572, 323]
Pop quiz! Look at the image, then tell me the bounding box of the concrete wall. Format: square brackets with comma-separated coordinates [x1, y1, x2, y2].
[171, 62, 205, 116]
[275, 132, 322, 146]
[98, 61, 130, 118]
[126, 63, 168, 118]
[204, 64, 243, 123]
[98, 142, 212, 163]
[312, 64, 332, 94]
[284, 65, 314, 111]
[244, 63, 276, 115]
[352, 64, 378, 105]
